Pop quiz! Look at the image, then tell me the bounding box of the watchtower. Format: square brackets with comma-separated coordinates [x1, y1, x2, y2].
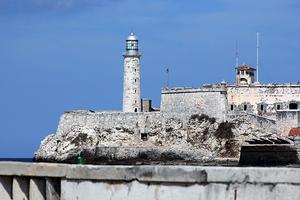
[123, 32, 141, 112]
[236, 65, 256, 85]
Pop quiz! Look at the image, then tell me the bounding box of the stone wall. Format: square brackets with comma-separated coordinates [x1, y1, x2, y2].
[276, 111, 300, 136]
[227, 84, 300, 118]
[160, 87, 228, 121]
[228, 113, 276, 133]
[56, 111, 162, 136]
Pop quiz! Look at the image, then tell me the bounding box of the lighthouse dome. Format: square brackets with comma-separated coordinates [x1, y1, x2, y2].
[127, 32, 138, 40]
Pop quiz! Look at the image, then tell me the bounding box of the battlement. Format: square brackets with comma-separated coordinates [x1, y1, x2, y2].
[161, 86, 225, 94]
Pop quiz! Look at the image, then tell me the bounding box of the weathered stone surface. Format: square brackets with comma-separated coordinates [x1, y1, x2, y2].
[2, 162, 300, 200]
[1, 162, 300, 184]
[227, 85, 300, 118]
[34, 111, 282, 164]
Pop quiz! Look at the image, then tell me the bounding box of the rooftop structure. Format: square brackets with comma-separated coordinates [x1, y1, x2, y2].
[236, 65, 256, 85]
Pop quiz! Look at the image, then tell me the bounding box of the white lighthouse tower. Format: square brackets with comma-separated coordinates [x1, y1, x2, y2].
[123, 32, 141, 112]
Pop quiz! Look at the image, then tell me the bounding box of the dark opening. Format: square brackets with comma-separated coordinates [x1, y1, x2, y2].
[141, 133, 148, 140]
[243, 105, 247, 111]
[277, 104, 281, 110]
[230, 105, 234, 111]
[134, 108, 137, 112]
[260, 104, 264, 111]
[240, 78, 247, 83]
[289, 103, 298, 110]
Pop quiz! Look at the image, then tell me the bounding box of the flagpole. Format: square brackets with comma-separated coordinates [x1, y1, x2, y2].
[166, 67, 170, 88]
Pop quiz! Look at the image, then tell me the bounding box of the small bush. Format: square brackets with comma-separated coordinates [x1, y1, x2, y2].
[214, 122, 235, 139]
[190, 114, 216, 123]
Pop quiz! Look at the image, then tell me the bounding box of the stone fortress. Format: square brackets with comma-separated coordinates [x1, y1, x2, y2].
[35, 33, 300, 164]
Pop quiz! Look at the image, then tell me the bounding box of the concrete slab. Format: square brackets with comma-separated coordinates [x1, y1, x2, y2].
[0, 162, 300, 184]
[46, 177, 60, 200]
[0, 176, 12, 200]
[12, 177, 29, 200]
[30, 178, 46, 200]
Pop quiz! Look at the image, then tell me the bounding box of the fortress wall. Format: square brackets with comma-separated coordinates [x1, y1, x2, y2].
[56, 111, 163, 136]
[227, 85, 300, 117]
[160, 89, 227, 121]
[227, 113, 277, 133]
[276, 111, 300, 136]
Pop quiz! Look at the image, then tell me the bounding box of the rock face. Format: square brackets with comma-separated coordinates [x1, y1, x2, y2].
[34, 112, 282, 164]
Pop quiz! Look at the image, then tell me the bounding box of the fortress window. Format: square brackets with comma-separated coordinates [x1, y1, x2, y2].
[134, 108, 137, 112]
[260, 104, 264, 111]
[135, 79, 137, 82]
[134, 89, 136, 93]
[277, 105, 281, 110]
[243, 105, 247, 111]
[141, 133, 148, 140]
[289, 103, 298, 110]
[230, 105, 234, 111]
[135, 69, 136, 72]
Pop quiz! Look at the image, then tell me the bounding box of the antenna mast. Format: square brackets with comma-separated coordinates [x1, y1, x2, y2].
[256, 32, 259, 83]
[166, 67, 170, 88]
[235, 41, 239, 68]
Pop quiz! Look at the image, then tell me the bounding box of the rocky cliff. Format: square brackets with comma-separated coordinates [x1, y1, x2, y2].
[34, 111, 280, 164]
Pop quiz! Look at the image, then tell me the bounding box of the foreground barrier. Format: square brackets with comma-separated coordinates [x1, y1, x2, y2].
[0, 161, 300, 200]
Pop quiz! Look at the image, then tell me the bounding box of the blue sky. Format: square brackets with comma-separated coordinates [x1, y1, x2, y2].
[0, 0, 299, 157]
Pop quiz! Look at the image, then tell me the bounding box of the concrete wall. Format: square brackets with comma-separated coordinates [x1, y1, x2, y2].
[0, 162, 300, 200]
[160, 87, 228, 121]
[227, 84, 300, 118]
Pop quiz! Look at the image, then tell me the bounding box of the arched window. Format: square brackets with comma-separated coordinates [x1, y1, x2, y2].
[134, 108, 137, 112]
[240, 78, 248, 84]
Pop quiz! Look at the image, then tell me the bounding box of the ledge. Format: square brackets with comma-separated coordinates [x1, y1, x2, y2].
[0, 162, 300, 184]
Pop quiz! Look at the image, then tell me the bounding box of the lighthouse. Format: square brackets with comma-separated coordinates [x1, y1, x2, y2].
[123, 32, 141, 112]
